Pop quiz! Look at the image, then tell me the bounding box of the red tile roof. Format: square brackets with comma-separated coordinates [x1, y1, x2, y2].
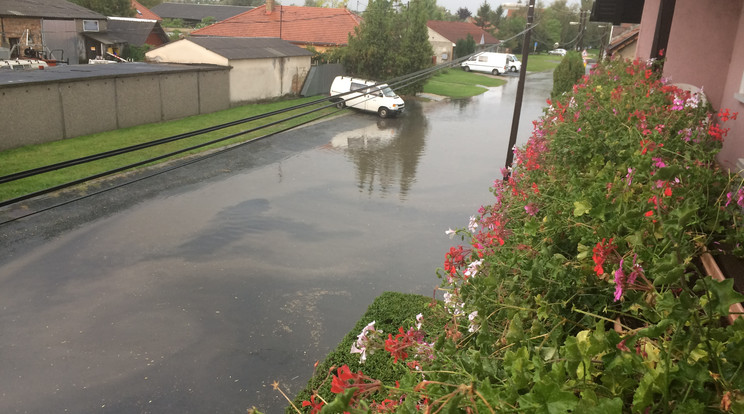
[132, 0, 161, 21]
[192, 5, 360, 47]
[427, 20, 499, 45]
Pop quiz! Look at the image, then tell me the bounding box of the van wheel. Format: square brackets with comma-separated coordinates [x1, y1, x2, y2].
[511, 66, 517, 72]
[492, 69, 500, 75]
[463, 66, 470, 72]
[378, 107, 389, 118]
[336, 101, 345, 109]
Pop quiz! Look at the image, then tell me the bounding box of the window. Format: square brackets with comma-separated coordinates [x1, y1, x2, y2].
[83, 20, 99, 32]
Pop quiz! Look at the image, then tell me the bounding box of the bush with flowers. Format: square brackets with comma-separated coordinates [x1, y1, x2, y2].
[288, 57, 744, 413]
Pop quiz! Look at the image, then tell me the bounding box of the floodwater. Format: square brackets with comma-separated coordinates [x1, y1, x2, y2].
[0, 71, 552, 413]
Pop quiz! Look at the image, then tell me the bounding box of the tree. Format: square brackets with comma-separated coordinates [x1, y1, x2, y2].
[303, 0, 349, 7]
[343, 0, 432, 93]
[456, 7, 471, 21]
[473, 1, 492, 29]
[69, 0, 134, 16]
[394, 0, 434, 94]
[138, 0, 163, 7]
[345, 0, 397, 79]
[454, 33, 476, 58]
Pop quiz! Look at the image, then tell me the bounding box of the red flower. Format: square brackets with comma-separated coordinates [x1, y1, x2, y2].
[302, 395, 325, 414]
[592, 238, 616, 276]
[331, 365, 355, 394]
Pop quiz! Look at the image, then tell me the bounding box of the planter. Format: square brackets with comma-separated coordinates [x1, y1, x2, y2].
[700, 252, 744, 325]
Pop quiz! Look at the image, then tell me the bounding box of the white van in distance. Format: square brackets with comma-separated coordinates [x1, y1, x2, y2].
[330, 76, 405, 118]
[461, 52, 514, 75]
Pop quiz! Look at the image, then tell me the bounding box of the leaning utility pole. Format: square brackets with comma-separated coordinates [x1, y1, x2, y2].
[504, 0, 536, 178]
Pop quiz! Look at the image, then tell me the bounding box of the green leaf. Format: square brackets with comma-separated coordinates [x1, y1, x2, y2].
[651, 254, 685, 286]
[697, 276, 744, 316]
[320, 387, 356, 414]
[573, 200, 592, 217]
[654, 165, 684, 180]
[517, 381, 578, 414]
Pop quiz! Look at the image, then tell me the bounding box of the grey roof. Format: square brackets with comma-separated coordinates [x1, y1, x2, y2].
[150, 3, 252, 22]
[0, 0, 105, 19]
[107, 18, 168, 46]
[187, 37, 313, 60]
[0, 62, 224, 86]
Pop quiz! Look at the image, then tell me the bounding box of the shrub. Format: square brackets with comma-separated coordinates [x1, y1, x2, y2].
[551, 50, 585, 98]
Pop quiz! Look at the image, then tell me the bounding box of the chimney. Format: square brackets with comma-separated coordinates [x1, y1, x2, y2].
[266, 0, 273, 14]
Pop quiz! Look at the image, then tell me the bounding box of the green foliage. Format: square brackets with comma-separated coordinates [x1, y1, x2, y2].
[195, 16, 216, 29]
[288, 292, 443, 414]
[455, 7, 471, 21]
[69, 0, 134, 16]
[289, 58, 744, 414]
[161, 18, 186, 28]
[454, 33, 475, 59]
[122, 44, 152, 62]
[551, 51, 584, 98]
[343, 0, 433, 93]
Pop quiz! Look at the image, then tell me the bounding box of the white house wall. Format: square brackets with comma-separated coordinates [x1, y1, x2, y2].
[228, 56, 310, 103]
[428, 28, 453, 63]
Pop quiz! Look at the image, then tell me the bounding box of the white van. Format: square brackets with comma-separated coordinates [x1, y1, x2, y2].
[461, 52, 509, 75]
[330, 76, 405, 118]
[506, 54, 521, 72]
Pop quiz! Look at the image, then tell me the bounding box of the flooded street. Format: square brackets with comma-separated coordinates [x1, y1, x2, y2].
[0, 71, 552, 413]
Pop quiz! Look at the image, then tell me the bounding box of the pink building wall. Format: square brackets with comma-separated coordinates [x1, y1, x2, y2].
[719, 8, 744, 169]
[636, 0, 744, 171]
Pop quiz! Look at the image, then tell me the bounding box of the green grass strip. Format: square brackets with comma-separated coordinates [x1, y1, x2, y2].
[286, 291, 445, 413]
[0, 97, 334, 203]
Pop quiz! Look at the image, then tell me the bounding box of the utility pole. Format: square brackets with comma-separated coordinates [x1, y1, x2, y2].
[577, 10, 587, 51]
[503, 0, 535, 178]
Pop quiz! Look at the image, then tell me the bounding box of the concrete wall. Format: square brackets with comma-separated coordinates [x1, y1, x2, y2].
[0, 67, 230, 151]
[229, 56, 310, 103]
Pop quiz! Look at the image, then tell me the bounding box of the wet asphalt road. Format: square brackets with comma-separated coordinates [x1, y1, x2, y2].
[0, 71, 553, 413]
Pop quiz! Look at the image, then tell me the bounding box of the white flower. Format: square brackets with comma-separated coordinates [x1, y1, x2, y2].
[468, 216, 479, 233]
[445, 228, 456, 239]
[463, 260, 483, 279]
[350, 321, 380, 364]
[416, 313, 424, 330]
[468, 311, 479, 333]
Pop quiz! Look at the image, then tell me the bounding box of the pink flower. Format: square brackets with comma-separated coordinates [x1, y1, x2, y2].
[524, 203, 539, 216]
[614, 258, 625, 301]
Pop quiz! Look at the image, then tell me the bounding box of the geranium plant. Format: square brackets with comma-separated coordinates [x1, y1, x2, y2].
[293, 57, 744, 413]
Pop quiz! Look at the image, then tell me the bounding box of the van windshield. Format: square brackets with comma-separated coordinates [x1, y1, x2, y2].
[370, 86, 397, 97]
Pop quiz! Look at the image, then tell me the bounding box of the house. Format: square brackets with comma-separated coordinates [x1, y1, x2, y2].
[107, 17, 169, 49]
[191, 0, 361, 52]
[592, 0, 744, 172]
[426, 20, 499, 64]
[131, 0, 161, 21]
[150, 2, 253, 26]
[0, 0, 110, 64]
[145, 36, 313, 103]
[605, 25, 639, 60]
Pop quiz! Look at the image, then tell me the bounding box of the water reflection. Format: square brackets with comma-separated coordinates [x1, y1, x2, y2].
[327, 100, 429, 200]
